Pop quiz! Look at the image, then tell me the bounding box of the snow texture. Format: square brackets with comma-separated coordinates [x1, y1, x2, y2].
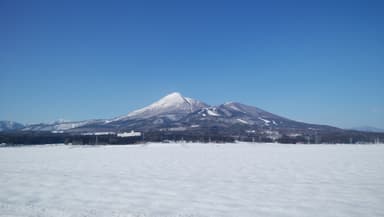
[1, 143, 384, 217]
[206, 108, 220, 117]
[237, 118, 249, 124]
[258, 117, 271, 124]
[225, 103, 245, 113]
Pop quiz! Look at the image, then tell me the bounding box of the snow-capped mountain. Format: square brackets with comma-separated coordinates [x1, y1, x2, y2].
[0, 121, 24, 131]
[2, 92, 383, 144]
[183, 102, 289, 127]
[112, 92, 207, 121]
[179, 101, 339, 135]
[350, 126, 384, 133]
[65, 93, 339, 135]
[4, 92, 340, 136]
[22, 119, 105, 132]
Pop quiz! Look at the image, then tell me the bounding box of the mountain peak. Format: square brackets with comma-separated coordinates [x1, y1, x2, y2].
[113, 92, 208, 121]
[155, 92, 187, 106]
[166, 92, 183, 97]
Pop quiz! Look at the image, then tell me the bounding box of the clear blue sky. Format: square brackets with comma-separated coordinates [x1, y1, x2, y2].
[1, 0, 383, 128]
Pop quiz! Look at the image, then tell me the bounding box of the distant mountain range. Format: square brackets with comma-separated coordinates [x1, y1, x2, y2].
[0, 121, 24, 131]
[1, 92, 383, 143]
[350, 126, 384, 133]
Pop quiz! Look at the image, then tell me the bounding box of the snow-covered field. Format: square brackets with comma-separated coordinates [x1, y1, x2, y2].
[1, 143, 384, 217]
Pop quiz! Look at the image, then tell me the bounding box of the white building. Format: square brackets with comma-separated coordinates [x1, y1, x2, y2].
[117, 131, 142, 138]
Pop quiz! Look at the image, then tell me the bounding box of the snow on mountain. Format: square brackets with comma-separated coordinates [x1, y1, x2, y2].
[223, 102, 246, 113]
[237, 118, 249, 124]
[0, 121, 24, 131]
[112, 92, 208, 121]
[179, 101, 336, 134]
[22, 119, 104, 132]
[258, 117, 271, 125]
[2, 92, 343, 134]
[199, 107, 221, 117]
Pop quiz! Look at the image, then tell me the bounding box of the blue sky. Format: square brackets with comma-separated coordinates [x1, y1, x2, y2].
[1, 0, 383, 128]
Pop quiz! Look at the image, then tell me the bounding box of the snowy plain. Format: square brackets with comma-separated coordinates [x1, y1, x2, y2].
[0, 143, 384, 217]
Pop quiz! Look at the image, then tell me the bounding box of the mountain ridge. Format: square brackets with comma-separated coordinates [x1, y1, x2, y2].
[350, 126, 384, 133]
[2, 93, 384, 144]
[63, 92, 342, 137]
[0, 93, 379, 142]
